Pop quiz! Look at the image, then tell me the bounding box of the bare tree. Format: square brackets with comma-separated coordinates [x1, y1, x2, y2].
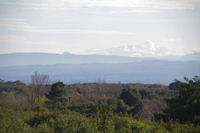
[30, 72, 50, 104]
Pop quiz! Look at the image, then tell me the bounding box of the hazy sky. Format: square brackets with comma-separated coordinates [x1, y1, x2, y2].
[0, 0, 200, 56]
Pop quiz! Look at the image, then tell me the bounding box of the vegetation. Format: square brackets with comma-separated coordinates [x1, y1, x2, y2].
[0, 74, 200, 133]
[156, 76, 200, 124]
[46, 82, 69, 109]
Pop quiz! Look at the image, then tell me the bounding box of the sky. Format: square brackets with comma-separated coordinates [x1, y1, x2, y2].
[0, 0, 200, 57]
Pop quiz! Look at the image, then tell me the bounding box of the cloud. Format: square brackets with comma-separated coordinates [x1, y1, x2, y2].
[0, 18, 33, 31]
[1, 0, 200, 11]
[0, 1, 199, 55]
[81, 40, 177, 57]
[0, 18, 134, 35]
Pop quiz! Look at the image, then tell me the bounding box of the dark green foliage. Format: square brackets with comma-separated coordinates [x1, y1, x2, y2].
[119, 88, 142, 115]
[160, 76, 200, 123]
[25, 106, 56, 127]
[68, 103, 96, 116]
[0, 80, 27, 93]
[120, 88, 141, 106]
[139, 89, 153, 99]
[116, 100, 130, 113]
[168, 82, 179, 91]
[46, 82, 68, 109]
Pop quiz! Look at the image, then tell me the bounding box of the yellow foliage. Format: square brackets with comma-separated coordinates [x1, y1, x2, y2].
[75, 83, 82, 89]
[9, 91, 15, 97]
[39, 96, 49, 104]
[1, 91, 15, 97]
[102, 93, 106, 99]
[72, 91, 82, 97]
[1, 91, 8, 96]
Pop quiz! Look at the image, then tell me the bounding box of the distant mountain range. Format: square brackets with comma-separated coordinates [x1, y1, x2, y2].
[0, 52, 141, 67]
[0, 60, 199, 85]
[0, 52, 200, 67]
[0, 52, 199, 84]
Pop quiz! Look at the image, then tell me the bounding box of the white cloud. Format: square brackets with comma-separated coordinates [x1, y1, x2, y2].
[80, 40, 178, 57]
[0, 18, 33, 31]
[0, 18, 135, 35]
[1, 0, 200, 11]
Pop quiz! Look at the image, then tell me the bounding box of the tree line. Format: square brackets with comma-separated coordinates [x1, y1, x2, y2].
[0, 73, 200, 132]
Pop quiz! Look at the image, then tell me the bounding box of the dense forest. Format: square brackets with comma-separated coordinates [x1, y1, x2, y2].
[0, 73, 200, 133]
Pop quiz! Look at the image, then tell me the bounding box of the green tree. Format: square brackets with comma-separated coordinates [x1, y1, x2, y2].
[46, 82, 68, 109]
[119, 88, 142, 115]
[120, 88, 141, 106]
[162, 76, 200, 123]
[116, 100, 130, 113]
[139, 89, 152, 99]
[95, 102, 114, 133]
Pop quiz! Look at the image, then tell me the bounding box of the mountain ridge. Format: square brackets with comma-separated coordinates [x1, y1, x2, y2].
[0, 60, 199, 84]
[0, 52, 200, 67]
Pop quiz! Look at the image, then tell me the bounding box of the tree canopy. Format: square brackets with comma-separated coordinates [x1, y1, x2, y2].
[161, 76, 200, 123]
[46, 81, 68, 109]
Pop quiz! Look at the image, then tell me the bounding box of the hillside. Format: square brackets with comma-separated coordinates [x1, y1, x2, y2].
[0, 52, 200, 67]
[0, 60, 199, 84]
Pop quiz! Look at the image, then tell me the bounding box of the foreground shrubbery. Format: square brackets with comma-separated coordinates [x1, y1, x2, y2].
[0, 105, 200, 133]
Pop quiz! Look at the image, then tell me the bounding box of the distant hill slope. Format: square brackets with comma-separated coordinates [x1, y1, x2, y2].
[0, 60, 199, 84]
[0, 52, 143, 67]
[0, 52, 200, 67]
